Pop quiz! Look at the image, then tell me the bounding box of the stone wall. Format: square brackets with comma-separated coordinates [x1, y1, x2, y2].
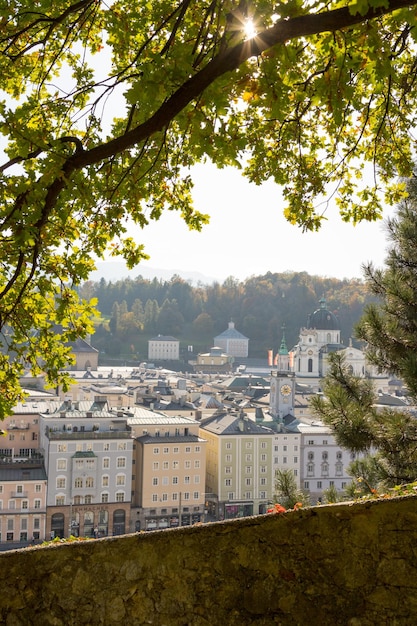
[1, 496, 417, 625]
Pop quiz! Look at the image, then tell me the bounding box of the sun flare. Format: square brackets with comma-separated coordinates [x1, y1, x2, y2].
[244, 18, 257, 40]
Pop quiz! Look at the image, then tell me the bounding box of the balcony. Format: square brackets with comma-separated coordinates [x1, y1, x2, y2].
[47, 429, 131, 440]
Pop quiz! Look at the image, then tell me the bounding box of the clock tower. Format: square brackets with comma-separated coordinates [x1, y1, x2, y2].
[270, 371, 295, 421]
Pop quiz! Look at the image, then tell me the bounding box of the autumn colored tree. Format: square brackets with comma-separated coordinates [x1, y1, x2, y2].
[2, 0, 417, 413]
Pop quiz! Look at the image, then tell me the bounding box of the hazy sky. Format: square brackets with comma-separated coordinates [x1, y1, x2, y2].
[129, 162, 394, 283]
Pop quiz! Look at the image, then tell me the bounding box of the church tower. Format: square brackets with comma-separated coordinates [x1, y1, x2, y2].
[270, 325, 295, 421]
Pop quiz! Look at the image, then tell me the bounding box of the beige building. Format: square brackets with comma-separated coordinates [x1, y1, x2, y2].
[148, 335, 180, 361]
[0, 464, 47, 545]
[194, 346, 233, 373]
[200, 412, 275, 520]
[125, 407, 206, 531]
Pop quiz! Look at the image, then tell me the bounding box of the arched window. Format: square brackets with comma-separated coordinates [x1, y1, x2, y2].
[84, 511, 94, 537]
[113, 509, 126, 535]
[74, 477, 83, 488]
[308, 358, 313, 373]
[51, 513, 65, 539]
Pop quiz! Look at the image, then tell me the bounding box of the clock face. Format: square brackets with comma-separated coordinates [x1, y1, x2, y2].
[280, 384, 292, 397]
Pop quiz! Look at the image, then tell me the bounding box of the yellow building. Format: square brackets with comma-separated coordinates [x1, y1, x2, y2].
[200, 412, 275, 520]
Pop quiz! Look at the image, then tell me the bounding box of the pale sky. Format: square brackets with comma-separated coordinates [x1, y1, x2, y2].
[130, 162, 393, 283]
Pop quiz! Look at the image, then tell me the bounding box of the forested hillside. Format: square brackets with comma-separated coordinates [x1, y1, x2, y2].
[79, 272, 376, 365]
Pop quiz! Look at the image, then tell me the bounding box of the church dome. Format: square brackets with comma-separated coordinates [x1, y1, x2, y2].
[307, 297, 340, 331]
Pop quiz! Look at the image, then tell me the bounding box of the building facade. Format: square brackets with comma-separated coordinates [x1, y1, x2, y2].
[214, 321, 249, 358]
[148, 335, 180, 361]
[39, 400, 133, 539]
[120, 407, 206, 531]
[200, 412, 275, 519]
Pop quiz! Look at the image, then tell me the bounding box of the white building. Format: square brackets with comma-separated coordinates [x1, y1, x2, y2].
[39, 399, 133, 539]
[148, 335, 180, 361]
[214, 321, 249, 358]
[285, 418, 356, 502]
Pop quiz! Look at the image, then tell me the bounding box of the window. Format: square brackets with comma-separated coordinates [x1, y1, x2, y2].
[336, 451, 343, 460]
[294, 445, 298, 452]
[294, 456, 298, 463]
[172, 461, 179, 469]
[9, 500, 15, 509]
[33, 518, 40, 529]
[260, 478, 267, 486]
[74, 478, 83, 488]
[335, 462, 343, 476]
[225, 454, 232, 462]
[245, 466, 252, 474]
[342, 482, 347, 489]
[194, 475, 200, 484]
[283, 445, 287, 452]
[261, 465, 267, 473]
[261, 442, 267, 449]
[35, 484, 41, 493]
[84, 495, 92, 504]
[184, 460, 191, 469]
[73, 496, 82, 505]
[246, 454, 252, 462]
[153, 462, 159, 470]
[21, 500, 28, 509]
[172, 493, 178, 501]
[308, 452, 314, 460]
[185, 447, 191, 453]
[245, 478, 252, 486]
[183, 492, 190, 500]
[163, 447, 169, 454]
[152, 494, 158, 502]
[172, 476, 178, 485]
[34, 499, 41, 509]
[116, 492, 125, 502]
[103, 458, 110, 468]
[162, 493, 168, 501]
[194, 460, 200, 468]
[86, 459, 95, 469]
[184, 476, 190, 484]
[308, 440, 314, 445]
[226, 443, 232, 450]
[195, 446, 200, 452]
[173, 447, 179, 454]
[225, 479, 231, 486]
[56, 496, 65, 506]
[117, 457, 126, 468]
[293, 469, 298, 476]
[322, 440, 328, 445]
[259, 491, 266, 499]
[304, 481, 309, 489]
[321, 463, 329, 477]
[245, 492, 252, 499]
[57, 459, 66, 470]
[307, 463, 314, 476]
[56, 477, 66, 489]
[102, 476, 109, 487]
[118, 442, 127, 450]
[116, 475, 125, 486]
[317, 481, 322, 489]
[16, 485, 23, 494]
[322, 452, 328, 460]
[193, 491, 199, 500]
[163, 461, 169, 469]
[58, 444, 67, 452]
[75, 460, 84, 469]
[152, 477, 158, 486]
[85, 477, 94, 488]
[101, 493, 109, 503]
[261, 454, 267, 461]
[162, 476, 169, 486]
[103, 443, 110, 451]
[153, 447, 160, 454]
[225, 466, 232, 474]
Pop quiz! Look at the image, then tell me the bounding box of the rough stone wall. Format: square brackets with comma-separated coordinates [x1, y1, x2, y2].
[1, 496, 417, 625]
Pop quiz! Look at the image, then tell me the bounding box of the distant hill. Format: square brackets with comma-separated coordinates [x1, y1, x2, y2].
[87, 261, 218, 285]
